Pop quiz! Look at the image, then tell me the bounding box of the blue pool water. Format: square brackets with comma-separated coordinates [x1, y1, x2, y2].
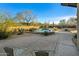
[35, 29, 52, 33]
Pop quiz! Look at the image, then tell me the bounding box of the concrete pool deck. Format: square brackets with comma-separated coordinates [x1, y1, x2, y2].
[0, 32, 79, 56]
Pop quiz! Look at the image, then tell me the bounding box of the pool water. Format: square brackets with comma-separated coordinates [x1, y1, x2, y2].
[35, 29, 52, 33]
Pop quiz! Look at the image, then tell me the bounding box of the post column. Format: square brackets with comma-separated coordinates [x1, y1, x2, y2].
[77, 3, 79, 49]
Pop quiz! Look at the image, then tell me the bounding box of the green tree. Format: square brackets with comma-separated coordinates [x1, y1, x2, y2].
[59, 19, 66, 28]
[66, 17, 77, 26]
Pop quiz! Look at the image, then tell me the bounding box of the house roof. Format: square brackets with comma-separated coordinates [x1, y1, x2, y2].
[61, 3, 77, 7]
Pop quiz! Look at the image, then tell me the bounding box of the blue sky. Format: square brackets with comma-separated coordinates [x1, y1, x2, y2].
[0, 3, 77, 24]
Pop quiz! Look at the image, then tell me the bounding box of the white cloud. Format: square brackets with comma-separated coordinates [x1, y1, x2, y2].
[37, 15, 77, 24]
[48, 15, 77, 24]
[55, 15, 77, 21]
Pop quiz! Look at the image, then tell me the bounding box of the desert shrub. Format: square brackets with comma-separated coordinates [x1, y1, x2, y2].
[72, 33, 77, 46]
[43, 31, 48, 36]
[11, 29, 17, 34]
[53, 27, 59, 31]
[74, 33, 77, 39]
[0, 31, 11, 40]
[29, 28, 37, 32]
[0, 23, 12, 40]
[40, 26, 44, 28]
[64, 28, 70, 32]
[25, 29, 30, 32]
[17, 28, 24, 35]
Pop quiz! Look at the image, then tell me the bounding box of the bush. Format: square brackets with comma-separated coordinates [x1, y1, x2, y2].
[74, 33, 77, 39]
[29, 28, 37, 32]
[64, 29, 70, 32]
[43, 31, 48, 36]
[17, 28, 24, 35]
[53, 27, 59, 31]
[0, 31, 11, 40]
[72, 33, 77, 46]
